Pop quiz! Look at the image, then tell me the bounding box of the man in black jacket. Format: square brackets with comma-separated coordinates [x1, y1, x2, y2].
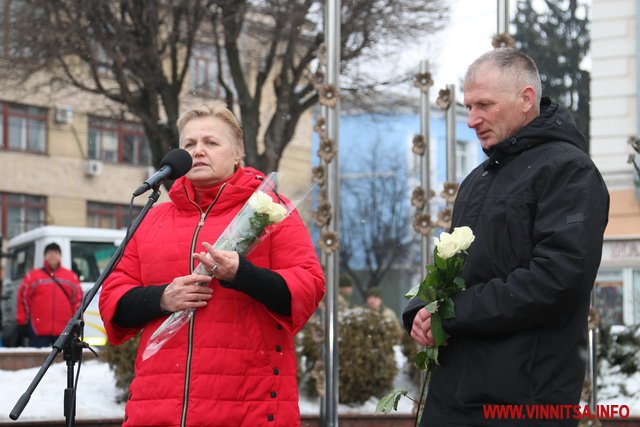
[403, 48, 610, 426]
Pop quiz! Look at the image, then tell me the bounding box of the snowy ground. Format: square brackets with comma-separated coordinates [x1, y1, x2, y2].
[1, 346, 638, 422]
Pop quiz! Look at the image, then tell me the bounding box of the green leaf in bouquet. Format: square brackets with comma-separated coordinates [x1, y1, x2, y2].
[425, 346, 439, 366]
[434, 249, 447, 270]
[453, 276, 466, 291]
[376, 389, 409, 414]
[414, 350, 430, 371]
[426, 263, 439, 273]
[425, 300, 438, 314]
[439, 297, 456, 319]
[430, 312, 448, 348]
[426, 268, 441, 286]
[415, 347, 439, 371]
[418, 283, 437, 304]
[405, 283, 420, 299]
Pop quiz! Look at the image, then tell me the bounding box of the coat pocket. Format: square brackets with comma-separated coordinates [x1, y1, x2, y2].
[455, 331, 540, 405]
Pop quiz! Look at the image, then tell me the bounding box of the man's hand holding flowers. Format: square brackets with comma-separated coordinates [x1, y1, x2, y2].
[377, 226, 474, 415]
[411, 307, 441, 348]
[410, 226, 475, 349]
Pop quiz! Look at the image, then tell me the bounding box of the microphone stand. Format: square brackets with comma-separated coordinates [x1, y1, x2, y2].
[10, 187, 162, 426]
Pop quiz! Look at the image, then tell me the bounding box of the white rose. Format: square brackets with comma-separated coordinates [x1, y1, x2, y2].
[451, 226, 475, 251]
[434, 231, 460, 260]
[248, 191, 273, 213]
[248, 191, 288, 223]
[266, 202, 288, 223]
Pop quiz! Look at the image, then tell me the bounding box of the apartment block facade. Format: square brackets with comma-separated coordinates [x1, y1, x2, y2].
[0, 52, 314, 245]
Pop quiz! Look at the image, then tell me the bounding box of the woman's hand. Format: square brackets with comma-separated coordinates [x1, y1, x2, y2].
[192, 242, 239, 282]
[160, 273, 213, 313]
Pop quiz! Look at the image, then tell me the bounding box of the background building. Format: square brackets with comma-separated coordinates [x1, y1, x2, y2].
[591, 0, 640, 326]
[0, 51, 314, 243]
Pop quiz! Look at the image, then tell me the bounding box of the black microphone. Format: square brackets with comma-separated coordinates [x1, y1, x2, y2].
[133, 148, 192, 196]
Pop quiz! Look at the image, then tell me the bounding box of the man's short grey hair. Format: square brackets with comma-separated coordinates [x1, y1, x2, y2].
[464, 48, 542, 106]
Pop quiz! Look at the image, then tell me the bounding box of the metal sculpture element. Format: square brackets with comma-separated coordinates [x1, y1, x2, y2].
[317, 137, 337, 162]
[319, 230, 339, 254]
[414, 71, 434, 93]
[492, 32, 516, 49]
[312, 165, 325, 186]
[318, 84, 340, 108]
[412, 134, 426, 155]
[314, 117, 327, 139]
[313, 199, 332, 228]
[415, 59, 433, 270]
[411, 187, 426, 209]
[440, 181, 459, 204]
[436, 87, 452, 110]
[413, 213, 433, 236]
[321, 1, 341, 424]
[436, 207, 452, 230]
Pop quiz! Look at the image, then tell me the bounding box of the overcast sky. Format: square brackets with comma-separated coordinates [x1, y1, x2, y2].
[427, 0, 498, 88]
[357, 0, 499, 102]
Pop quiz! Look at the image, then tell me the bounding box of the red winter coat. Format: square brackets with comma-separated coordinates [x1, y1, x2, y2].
[17, 263, 83, 336]
[100, 167, 325, 427]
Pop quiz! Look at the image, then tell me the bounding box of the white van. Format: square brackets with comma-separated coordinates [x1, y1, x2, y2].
[1, 226, 126, 347]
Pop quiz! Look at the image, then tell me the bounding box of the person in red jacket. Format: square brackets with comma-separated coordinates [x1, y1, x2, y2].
[16, 242, 83, 347]
[99, 102, 325, 427]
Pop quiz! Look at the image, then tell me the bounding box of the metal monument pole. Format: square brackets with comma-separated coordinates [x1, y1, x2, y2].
[418, 61, 433, 269]
[322, 0, 341, 425]
[445, 84, 457, 184]
[497, 0, 510, 34]
[434, 84, 457, 232]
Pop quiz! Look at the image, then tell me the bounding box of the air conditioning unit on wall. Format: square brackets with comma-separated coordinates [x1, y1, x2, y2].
[54, 106, 73, 124]
[84, 159, 103, 177]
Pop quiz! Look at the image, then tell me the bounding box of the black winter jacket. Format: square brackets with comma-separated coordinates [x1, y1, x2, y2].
[403, 98, 610, 427]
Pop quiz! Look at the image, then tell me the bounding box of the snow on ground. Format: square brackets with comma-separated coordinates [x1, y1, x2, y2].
[1, 345, 638, 422]
[1, 358, 124, 421]
[597, 359, 640, 415]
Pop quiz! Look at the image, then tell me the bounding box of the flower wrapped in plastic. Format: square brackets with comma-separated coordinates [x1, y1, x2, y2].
[142, 172, 304, 360]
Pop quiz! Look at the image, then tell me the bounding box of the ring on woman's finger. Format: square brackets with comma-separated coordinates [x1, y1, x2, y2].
[208, 263, 219, 275]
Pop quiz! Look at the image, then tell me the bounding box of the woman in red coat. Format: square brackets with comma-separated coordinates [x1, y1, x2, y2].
[99, 103, 325, 427]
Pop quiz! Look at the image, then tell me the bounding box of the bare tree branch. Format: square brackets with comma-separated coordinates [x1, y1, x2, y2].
[3, 0, 448, 175]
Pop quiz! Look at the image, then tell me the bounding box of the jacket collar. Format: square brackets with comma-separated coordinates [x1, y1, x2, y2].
[169, 167, 265, 213]
[483, 97, 587, 170]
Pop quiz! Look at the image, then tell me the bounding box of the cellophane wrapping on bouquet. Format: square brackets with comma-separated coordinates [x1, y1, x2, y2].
[142, 172, 309, 360]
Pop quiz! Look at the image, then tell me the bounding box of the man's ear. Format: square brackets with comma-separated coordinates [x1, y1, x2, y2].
[521, 86, 537, 113]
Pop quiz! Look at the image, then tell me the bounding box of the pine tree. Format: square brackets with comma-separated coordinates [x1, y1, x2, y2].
[512, 0, 590, 146]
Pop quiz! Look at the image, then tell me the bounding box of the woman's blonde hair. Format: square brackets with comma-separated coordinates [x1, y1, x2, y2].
[177, 102, 245, 160]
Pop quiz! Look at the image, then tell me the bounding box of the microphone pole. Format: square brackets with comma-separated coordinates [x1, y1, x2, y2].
[10, 187, 163, 426]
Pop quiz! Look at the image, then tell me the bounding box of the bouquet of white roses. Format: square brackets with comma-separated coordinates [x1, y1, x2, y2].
[142, 172, 299, 360]
[377, 226, 475, 414]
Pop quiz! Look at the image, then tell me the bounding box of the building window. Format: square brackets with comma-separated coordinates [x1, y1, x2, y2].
[456, 139, 473, 181]
[88, 116, 151, 165]
[0, 192, 46, 239]
[190, 43, 229, 98]
[87, 202, 142, 230]
[595, 270, 624, 327]
[0, 102, 47, 153]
